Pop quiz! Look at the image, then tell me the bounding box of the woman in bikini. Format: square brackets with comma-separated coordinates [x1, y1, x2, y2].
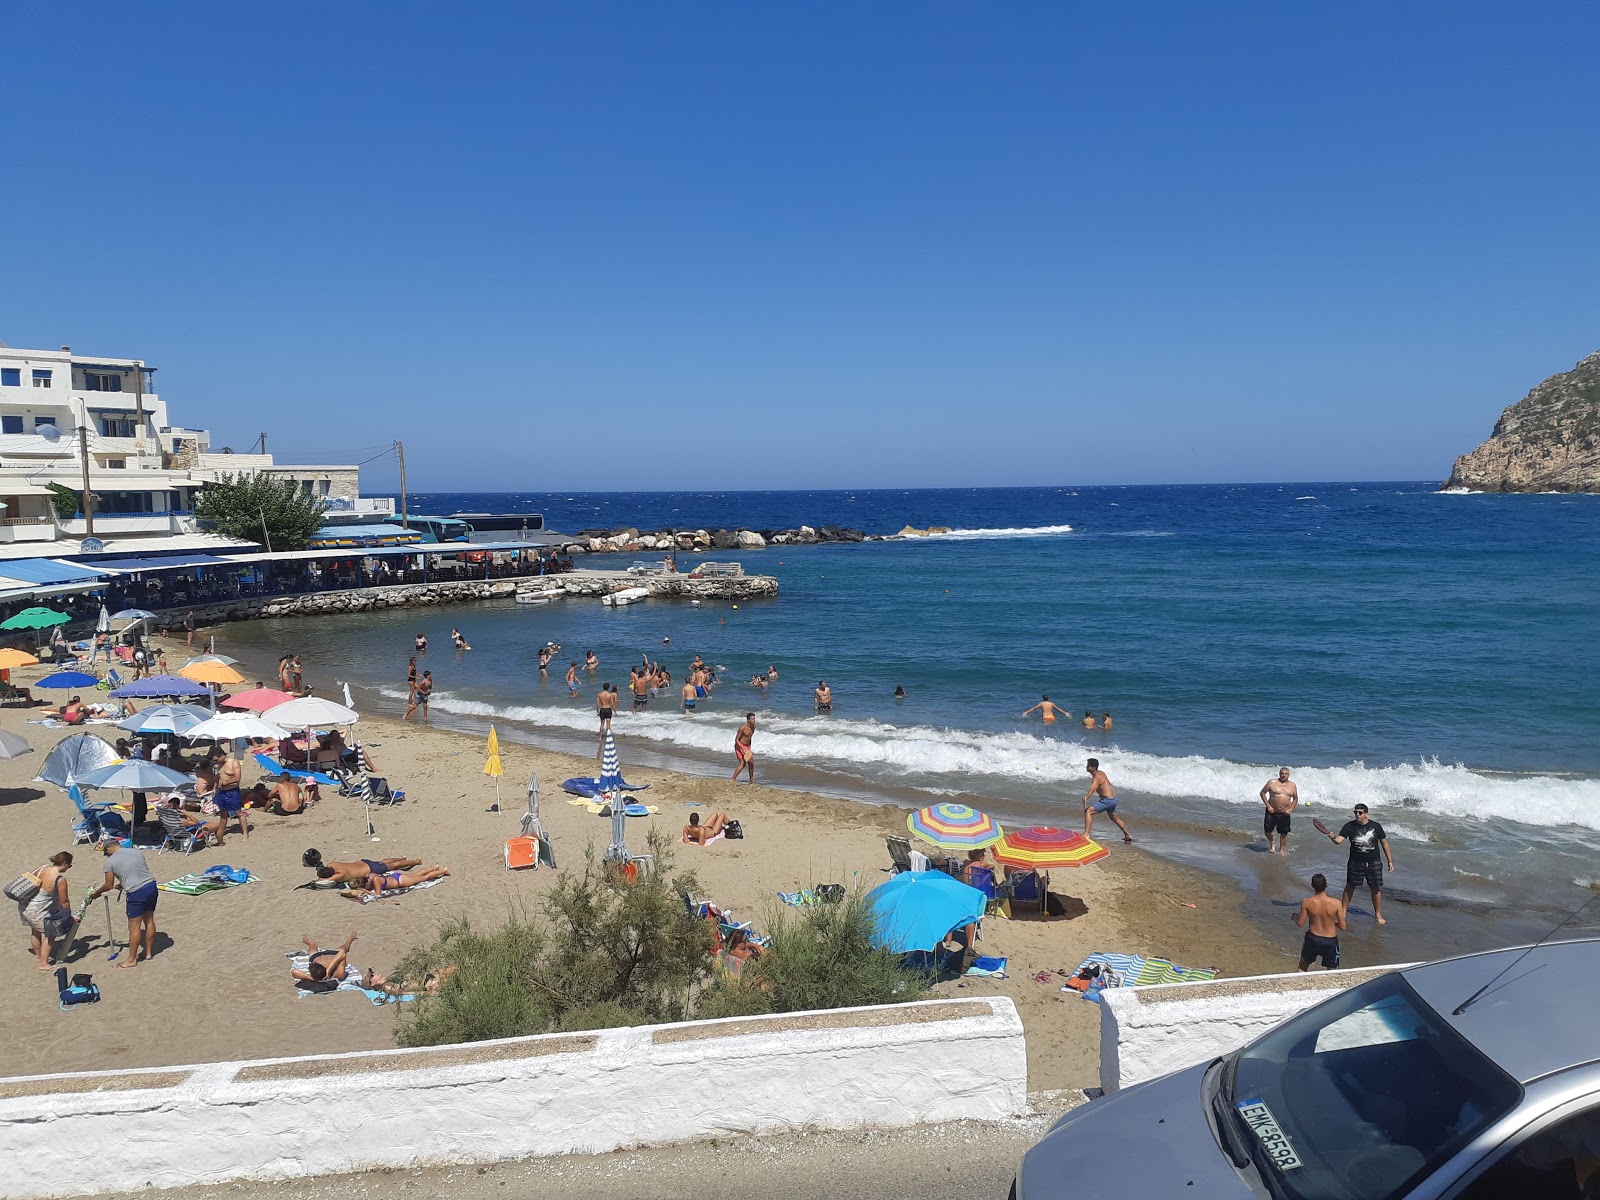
[683, 812, 729, 844]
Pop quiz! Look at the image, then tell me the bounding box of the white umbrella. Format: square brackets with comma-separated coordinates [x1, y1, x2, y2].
[184, 714, 290, 743]
[264, 695, 359, 779]
[96, 605, 110, 634]
[112, 608, 155, 636]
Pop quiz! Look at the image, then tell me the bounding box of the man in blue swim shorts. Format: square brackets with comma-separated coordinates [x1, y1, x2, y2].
[212, 749, 248, 842]
[681, 680, 698, 713]
[1082, 758, 1134, 843]
[89, 842, 160, 968]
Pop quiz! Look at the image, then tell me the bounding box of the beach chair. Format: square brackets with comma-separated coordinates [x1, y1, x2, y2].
[67, 784, 120, 844]
[885, 835, 915, 874]
[154, 804, 212, 855]
[997, 870, 1047, 918]
[967, 865, 999, 910]
[0, 681, 33, 707]
[95, 668, 126, 692]
[344, 774, 403, 806]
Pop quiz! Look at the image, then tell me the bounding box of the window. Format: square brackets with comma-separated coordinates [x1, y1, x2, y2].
[1454, 1106, 1600, 1199]
[84, 372, 123, 393]
[98, 417, 137, 438]
[0, 368, 18, 387]
[107, 459, 126, 469]
[31, 370, 51, 388]
[34, 417, 57, 434]
[0, 416, 20, 434]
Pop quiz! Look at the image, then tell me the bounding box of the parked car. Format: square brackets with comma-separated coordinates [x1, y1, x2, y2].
[1013, 937, 1600, 1199]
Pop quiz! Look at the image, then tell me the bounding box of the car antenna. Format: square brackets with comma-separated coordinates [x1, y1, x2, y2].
[1453, 892, 1600, 1016]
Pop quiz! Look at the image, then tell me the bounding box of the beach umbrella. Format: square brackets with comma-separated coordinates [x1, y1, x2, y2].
[109, 674, 211, 699]
[34, 733, 121, 789]
[117, 703, 211, 736]
[179, 660, 245, 686]
[907, 802, 1005, 851]
[222, 686, 294, 711]
[184, 653, 240, 667]
[112, 608, 155, 636]
[265, 696, 359, 727]
[0, 607, 70, 631]
[484, 725, 503, 809]
[35, 670, 101, 690]
[0, 648, 39, 669]
[992, 826, 1110, 870]
[865, 871, 988, 954]
[599, 731, 631, 862]
[0, 729, 33, 760]
[76, 759, 192, 792]
[186, 714, 290, 743]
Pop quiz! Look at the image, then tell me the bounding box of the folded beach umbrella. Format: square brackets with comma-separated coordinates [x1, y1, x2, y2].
[0, 728, 33, 760]
[96, 605, 110, 634]
[907, 802, 1005, 850]
[179, 660, 245, 686]
[76, 759, 193, 792]
[484, 725, 503, 808]
[0, 607, 70, 631]
[34, 733, 120, 788]
[109, 674, 211, 699]
[991, 826, 1110, 870]
[112, 608, 155, 634]
[866, 871, 988, 954]
[116, 703, 211, 736]
[35, 670, 101, 690]
[186, 714, 290, 743]
[222, 686, 294, 711]
[0, 648, 40, 669]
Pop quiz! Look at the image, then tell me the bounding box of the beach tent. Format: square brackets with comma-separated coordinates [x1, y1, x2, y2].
[866, 870, 987, 954]
[35, 734, 122, 789]
[0, 729, 33, 760]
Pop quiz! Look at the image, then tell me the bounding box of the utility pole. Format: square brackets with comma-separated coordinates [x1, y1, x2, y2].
[133, 362, 146, 455]
[257, 432, 267, 456]
[395, 440, 408, 529]
[77, 425, 95, 536]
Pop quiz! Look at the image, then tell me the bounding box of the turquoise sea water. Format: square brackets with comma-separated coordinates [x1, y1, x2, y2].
[225, 483, 1600, 955]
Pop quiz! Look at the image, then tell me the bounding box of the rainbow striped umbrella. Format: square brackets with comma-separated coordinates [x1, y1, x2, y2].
[992, 826, 1109, 869]
[907, 802, 1004, 850]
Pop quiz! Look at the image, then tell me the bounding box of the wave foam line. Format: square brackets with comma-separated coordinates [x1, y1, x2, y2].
[378, 688, 1600, 835]
[923, 523, 1074, 540]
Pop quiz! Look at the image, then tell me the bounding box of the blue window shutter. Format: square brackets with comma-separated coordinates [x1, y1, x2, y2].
[0, 368, 18, 386]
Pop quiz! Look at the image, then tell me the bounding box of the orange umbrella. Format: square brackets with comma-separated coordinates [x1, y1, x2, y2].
[992, 827, 1110, 869]
[0, 648, 40, 669]
[178, 660, 245, 686]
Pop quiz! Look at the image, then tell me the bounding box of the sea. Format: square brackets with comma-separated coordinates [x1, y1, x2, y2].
[224, 483, 1600, 965]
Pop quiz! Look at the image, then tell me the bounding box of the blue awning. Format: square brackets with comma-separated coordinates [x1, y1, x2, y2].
[85, 554, 235, 574]
[0, 559, 108, 585]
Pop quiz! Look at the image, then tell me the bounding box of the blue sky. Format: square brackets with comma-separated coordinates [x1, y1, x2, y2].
[2, 2, 1595, 492]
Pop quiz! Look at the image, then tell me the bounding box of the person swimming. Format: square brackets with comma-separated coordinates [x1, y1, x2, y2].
[894, 685, 906, 699]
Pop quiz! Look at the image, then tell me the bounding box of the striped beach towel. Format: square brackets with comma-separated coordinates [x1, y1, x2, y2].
[1068, 952, 1219, 989]
[159, 872, 260, 895]
[345, 876, 446, 904]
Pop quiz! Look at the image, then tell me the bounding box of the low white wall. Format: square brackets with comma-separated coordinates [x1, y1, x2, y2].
[0, 997, 1026, 1199]
[1099, 964, 1414, 1091]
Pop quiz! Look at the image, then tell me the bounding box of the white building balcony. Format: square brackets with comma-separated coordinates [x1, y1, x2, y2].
[57, 513, 181, 536]
[75, 391, 161, 411]
[0, 516, 58, 543]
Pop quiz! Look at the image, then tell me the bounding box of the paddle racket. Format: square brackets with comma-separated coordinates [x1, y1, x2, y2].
[1312, 818, 1334, 838]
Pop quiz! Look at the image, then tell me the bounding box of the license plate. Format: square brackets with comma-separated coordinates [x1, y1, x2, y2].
[1236, 1098, 1304, 1171]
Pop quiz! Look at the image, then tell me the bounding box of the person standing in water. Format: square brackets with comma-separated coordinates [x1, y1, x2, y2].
[1260, 767, 1299, 856]
[1082, 758, 1133, 843]
[732, 713, 757, 783]
[814, 681, 832, 713]
[565, 662, 580, 698]
[1081, 711, 1097, 729]
[1324, 803, 1395, 926]
[1022, 695, 1067, 724]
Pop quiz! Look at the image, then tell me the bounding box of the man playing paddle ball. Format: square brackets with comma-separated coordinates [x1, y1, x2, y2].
[1318, 803, 1395, 925]
[1293, 872, 1346, 970]
[1260, 767, 1299, 856]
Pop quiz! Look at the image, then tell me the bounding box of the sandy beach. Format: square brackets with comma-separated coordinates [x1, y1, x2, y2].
[0, 633, 1288, 1091]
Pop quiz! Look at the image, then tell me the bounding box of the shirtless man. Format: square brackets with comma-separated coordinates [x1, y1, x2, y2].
[306, 851, 424, 885]
[1260, 767, 1299, 855]
[214, 750, 248, 842]
[630, 669, 650, 713]
[681, 680, 699, 713]
[265, 777, 317, 814]
[732, 713, 757, 783]
[1101, 712, 1113, 731]
[291, 930, 357, 988]
[1082, 711, 1098, 729]
[1082, 758, 1133, 843]
[565, 662, 580, 698]
[596, 682, 616, 756]
[814, 681, 832, 714]
[1294, 873, 1347, 971]
[1022, 695, 1067, 724]
[403, 670, 433, 721]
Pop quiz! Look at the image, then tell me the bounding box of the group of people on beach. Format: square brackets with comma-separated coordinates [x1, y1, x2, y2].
[1022, 695, 1111, 730]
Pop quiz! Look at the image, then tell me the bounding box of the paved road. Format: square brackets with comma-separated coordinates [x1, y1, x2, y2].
[113, 1096, 1083, 1200]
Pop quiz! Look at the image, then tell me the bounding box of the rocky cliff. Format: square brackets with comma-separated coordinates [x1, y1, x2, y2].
[1446, 351, 1600, 492]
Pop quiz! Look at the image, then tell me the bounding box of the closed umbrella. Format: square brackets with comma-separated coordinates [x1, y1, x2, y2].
[991, 827, 1110, 870]
[109, 674, 211, 699]
[116, 704, 211, 736]
[179, 660, 245, 686]
[0, 607, 70, 631]
[865, 871, 988, 954]
[0, 648, 40, 669]
[598, 731, 629, 862]
[484, 725, 503, 810]
[96, 605, 110, 634]
[34, 733, 120, 788]
[222, 686, 294, 712]
[35, 671, 100, 690]
[907, 803, 1005, 851]
[0, 729, 33, 760]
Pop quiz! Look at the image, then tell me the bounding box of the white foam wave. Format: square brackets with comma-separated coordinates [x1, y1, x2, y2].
[382, 687, 1600, 836]
[921, 524, 1074, 541]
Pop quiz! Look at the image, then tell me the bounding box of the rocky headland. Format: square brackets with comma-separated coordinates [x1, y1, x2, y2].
[1446, 351, 1600, 493]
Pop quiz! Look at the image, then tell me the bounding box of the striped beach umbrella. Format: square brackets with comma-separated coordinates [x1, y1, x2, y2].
[599, 731, 628, 861]
[907, 802, 1004, 850]
[992, 826, 1110, 869]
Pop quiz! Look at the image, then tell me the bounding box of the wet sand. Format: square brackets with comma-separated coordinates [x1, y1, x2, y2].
[0, 636, 1289, 1090]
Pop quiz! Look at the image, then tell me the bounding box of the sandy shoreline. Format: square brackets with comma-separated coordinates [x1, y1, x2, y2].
[0, 633, 1288, 1090]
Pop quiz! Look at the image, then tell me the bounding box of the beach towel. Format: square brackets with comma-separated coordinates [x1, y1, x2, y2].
[159, 871, 260, 895]
[1063, 951, 1218, 998]
[778, 889, 817, 906]
[682, 831, 724, 846]
[285, 952, 415, 1002]
[344, 877, 446, 904]
[965, 955, 1008, 978]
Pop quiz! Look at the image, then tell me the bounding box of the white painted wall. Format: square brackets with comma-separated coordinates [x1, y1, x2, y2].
[0, 997, 1027, 1199]
[1099, 965, 1413, 1092]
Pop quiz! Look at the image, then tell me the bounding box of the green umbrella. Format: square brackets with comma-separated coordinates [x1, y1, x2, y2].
[0, 607, 71, 631]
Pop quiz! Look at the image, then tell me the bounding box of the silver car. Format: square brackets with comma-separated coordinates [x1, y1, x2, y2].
[1013, 937, 1600, 1199]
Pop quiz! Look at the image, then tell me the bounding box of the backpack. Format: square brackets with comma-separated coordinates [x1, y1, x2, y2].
[724, 819, 744, 840]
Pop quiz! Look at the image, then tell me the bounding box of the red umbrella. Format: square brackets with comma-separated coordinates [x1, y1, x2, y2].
[222, 686, 295, 712]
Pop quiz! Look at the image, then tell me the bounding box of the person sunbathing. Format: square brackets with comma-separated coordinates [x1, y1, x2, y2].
[683, 811, 729, 844]
[343, 865, 451, 896]
[291, 930, 357, 991]
[361, 963, 458, 996]
[306, 851, 422, 884]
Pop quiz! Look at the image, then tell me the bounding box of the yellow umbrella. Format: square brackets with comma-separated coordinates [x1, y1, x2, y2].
[179, 661, 246, 686]
[0, 648, 40, 669]
[484, 725, 503, 808]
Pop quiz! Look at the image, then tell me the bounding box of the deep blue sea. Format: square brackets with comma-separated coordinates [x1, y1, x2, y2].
[227, 484, 1600, 954]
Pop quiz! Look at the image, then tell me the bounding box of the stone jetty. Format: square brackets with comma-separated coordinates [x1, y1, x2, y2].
[558, 525, 871, 554]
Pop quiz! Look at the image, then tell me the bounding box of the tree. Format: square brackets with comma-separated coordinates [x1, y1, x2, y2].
[46, 483, 79, 520]
[193, 472, 325, 552]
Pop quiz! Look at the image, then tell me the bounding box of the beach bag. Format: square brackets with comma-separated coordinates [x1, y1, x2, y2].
[724, 820, 744, 840]
[203, 865, 250, 884]
[41, 907, 75, 939]
[4, 871, 42, 903]
[814, 883, 845, 903]
[58, 978, 100, 1007]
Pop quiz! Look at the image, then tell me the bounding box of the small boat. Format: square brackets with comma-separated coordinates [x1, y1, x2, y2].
[601, 587, 650, 607]
[516, 594, 551, 606]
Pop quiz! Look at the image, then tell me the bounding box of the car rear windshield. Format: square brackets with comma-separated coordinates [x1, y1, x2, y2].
[1225, 973, 1521, 1200]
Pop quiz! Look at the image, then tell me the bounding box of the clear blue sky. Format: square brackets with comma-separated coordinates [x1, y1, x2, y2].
[2, 2, 1595, 492]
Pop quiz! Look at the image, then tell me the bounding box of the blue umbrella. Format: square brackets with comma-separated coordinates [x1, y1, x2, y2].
[109, 674, 211, 699]
[117, 704, 211, 735]
[76, 759, 193, 791]
[866, 871, 988, 954]
[35, 671, 101, 690]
